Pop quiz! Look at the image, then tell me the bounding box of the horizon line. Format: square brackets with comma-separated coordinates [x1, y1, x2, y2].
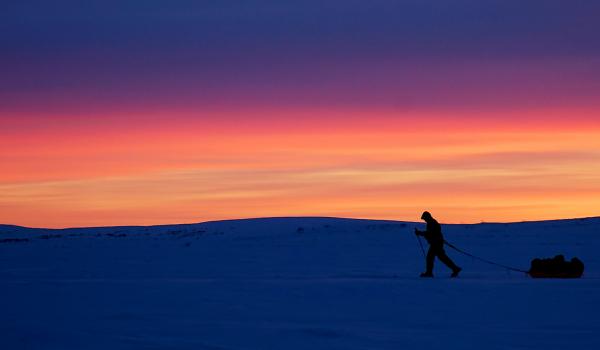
[3, 215, 599, 231]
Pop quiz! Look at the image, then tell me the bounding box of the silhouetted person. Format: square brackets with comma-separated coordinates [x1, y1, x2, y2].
[414, 211, 461, 278]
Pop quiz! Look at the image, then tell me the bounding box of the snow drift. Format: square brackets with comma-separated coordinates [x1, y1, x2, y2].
[1, 217, 599, 349]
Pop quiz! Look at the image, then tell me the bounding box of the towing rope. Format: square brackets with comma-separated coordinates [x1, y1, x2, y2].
[444, 240, 529, 274]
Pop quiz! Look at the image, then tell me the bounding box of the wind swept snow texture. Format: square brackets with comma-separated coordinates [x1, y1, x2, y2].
[1, 217, 599, 349]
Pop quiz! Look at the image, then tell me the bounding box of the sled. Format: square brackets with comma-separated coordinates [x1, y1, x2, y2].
[529, 271, 583, 278]
[528, 255, 584, 279]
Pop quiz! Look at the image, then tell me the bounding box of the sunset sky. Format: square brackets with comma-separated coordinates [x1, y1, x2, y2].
[2, 1, 600, 228]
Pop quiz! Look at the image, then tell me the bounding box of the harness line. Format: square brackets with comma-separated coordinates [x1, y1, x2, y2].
[444, 240, 529, 274]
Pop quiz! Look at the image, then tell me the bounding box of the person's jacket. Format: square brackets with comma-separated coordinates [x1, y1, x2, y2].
[422, 219, 444, 247]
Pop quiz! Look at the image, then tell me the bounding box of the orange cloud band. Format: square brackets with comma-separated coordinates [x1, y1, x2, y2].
[1, 107, 599, 227]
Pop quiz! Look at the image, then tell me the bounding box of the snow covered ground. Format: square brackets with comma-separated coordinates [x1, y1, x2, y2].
[1, 217, 599, 349]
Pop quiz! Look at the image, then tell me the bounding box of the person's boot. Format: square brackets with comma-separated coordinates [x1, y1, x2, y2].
[451, 267, 462, 278]
[420, 272, 433, 278]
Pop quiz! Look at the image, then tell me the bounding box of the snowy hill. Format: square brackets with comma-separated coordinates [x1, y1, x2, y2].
[1, 217, 599, 349]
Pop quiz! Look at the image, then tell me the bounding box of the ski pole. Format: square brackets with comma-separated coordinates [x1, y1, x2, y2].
[415, 231, 426, 258]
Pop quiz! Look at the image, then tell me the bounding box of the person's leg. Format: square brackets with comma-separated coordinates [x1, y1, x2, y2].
[425, 247, 436, 274]
[437, 249, 460, 272]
